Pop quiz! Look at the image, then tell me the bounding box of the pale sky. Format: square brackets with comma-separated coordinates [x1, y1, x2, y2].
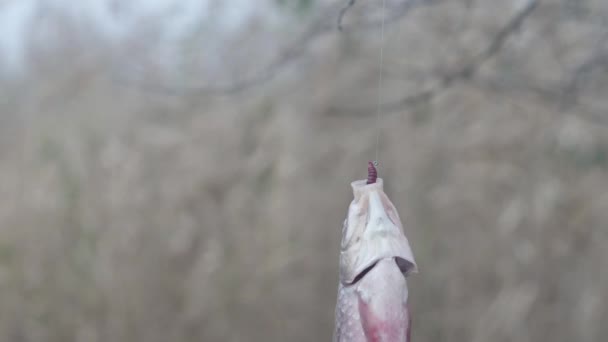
[0, 0, 275, 77]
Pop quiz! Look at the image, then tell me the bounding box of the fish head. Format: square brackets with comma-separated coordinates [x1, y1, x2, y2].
[339, 178, 417, 284]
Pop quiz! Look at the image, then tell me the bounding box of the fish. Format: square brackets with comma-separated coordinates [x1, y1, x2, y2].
[333, 175, 418, 342]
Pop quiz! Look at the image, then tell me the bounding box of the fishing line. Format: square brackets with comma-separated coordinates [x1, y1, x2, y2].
[374, 0, 387, 167]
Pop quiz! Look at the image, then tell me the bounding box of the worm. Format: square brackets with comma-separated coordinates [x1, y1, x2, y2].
[367, 161, 377, 184]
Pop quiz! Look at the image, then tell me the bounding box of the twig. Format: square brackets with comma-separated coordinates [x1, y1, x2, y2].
[559, 32, 608, 109]
[474, 27, 608, 126]
[338, 0, 357, 31]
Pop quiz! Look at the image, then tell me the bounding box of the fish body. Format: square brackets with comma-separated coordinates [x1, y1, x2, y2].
[334, 178, 417, 342]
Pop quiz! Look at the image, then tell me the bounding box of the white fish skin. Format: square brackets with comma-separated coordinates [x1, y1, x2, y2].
[334, 178, 417, 342]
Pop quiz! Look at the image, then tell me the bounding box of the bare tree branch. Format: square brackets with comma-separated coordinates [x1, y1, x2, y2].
[559, 32, 608, 109]
[328, 0, 539, 117]
[474, 75, 608, 126]
[470, 28, 608, 125]
[337, 0, 357, 31]
[114, 0, 435, 97]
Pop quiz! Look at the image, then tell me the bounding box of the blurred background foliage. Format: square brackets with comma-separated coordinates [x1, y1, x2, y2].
[0, 0, 607, 341]
[276, 0, 316, 15]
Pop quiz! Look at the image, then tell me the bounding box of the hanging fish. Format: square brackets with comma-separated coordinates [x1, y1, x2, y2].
[334, 163, 418, 342]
